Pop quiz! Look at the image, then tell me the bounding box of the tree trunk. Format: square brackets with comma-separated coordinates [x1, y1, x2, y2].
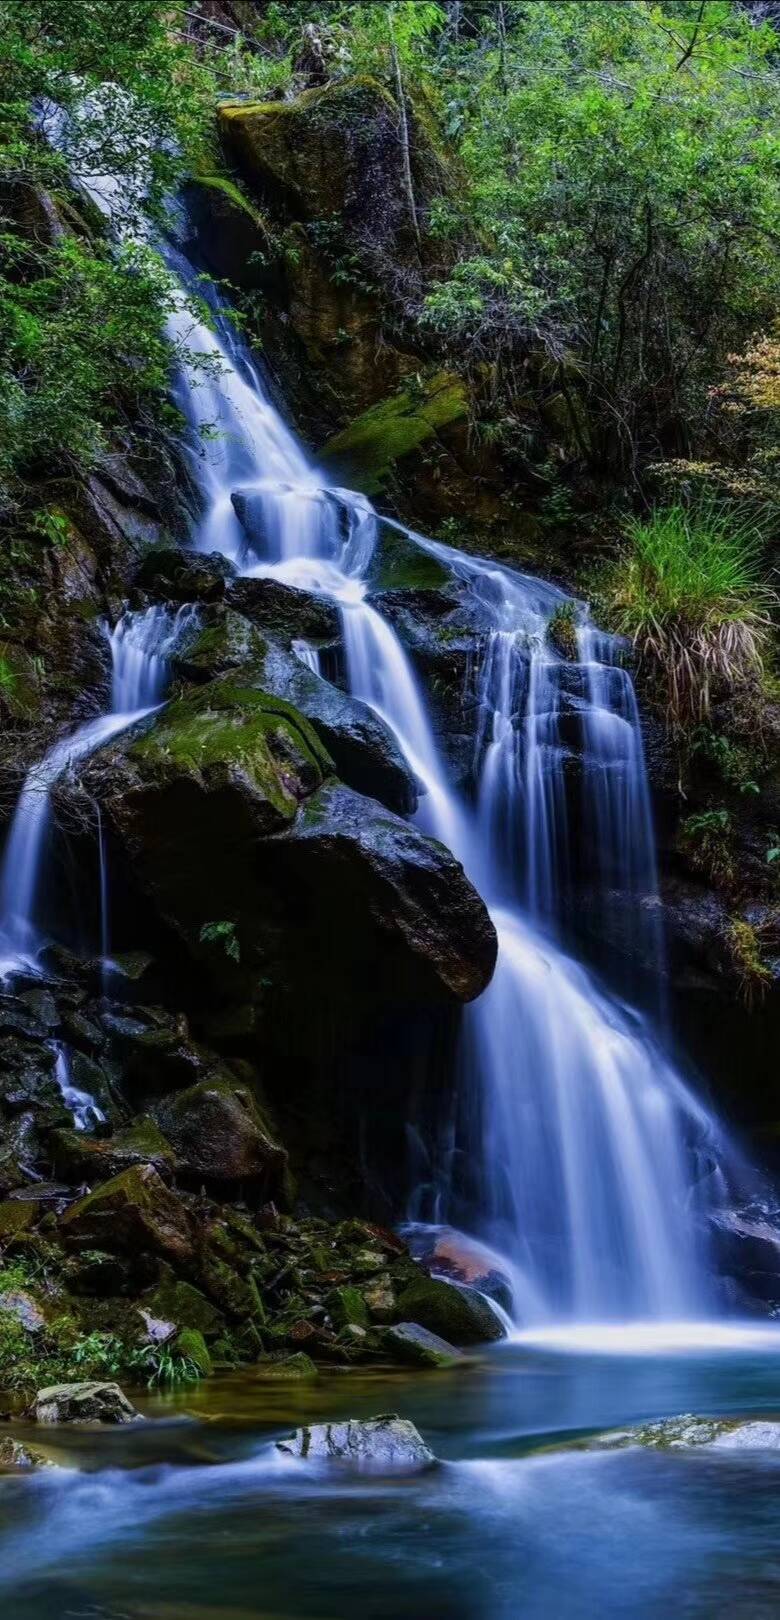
[388, 8, 421, 248]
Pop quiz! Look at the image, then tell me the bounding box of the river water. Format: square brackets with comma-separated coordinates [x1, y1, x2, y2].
[2, 1339, 780, 1618]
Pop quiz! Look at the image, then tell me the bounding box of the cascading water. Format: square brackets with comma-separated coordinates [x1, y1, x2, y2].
[155, 237, 752, 1327]
[0, 604, 189, 981]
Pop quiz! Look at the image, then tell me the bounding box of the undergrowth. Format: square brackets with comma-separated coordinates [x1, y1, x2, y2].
[602, 500, 775, 731]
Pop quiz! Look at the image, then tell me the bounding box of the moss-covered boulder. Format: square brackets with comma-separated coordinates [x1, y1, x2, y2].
[320, 374, 469, 499]
[60, 1165, 195, 1267]
[172, 608, 267, 681]
[393, 1275, 504, 1345]
[154, 1075, 287, 1196]
[86, 683, 496, 1033]
[49, 1118, 176, 1185]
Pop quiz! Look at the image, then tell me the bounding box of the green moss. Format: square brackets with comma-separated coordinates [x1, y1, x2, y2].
[326, 1285, 369, 1330]
[174, 1327, 212, 1377]
[130, 678, 333, 821]
[368, 526, 451, 591]
[319, 373, 469, 497]
[191, 172, 266, 225]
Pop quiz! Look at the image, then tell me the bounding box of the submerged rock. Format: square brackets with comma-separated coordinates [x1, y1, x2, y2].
[276, 1413, 434, 1470]
[32, 1381, 140, 1426]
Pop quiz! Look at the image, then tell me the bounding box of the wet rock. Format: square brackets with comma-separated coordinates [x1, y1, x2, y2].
[59, 1164, 195, 1267]
[593, 1413, 780, 1450]
[227, 575, 339, 643]
[321, 375, 469, 500]
[135, 546, 235, 602]
[393, 1275, 504, 1345]
[0, 1436, 58, 1468]
[32, 1380, 140, 1426]
[261, 642, 417, 815]
[385, 1321, 461, 1368]
[155, 1076, 287, 1195]
[49, 1118, 176, 1184]
[173, 607, 267, 681]
[0, 1290, 45, 1334]
[276, 1413, 434, 1471]
[711, 1422, 780, 1450]
[87, 684, 496, 1028]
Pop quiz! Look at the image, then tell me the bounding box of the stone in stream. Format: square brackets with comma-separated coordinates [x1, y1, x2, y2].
[392, 1274, 504, 1344]
[31, 1381, 141, 1426]
[592, 1413, 780, 1450]
[276, 1414, 435, 1471]
[384, 1321, 462, 1368]
[0, 1436, 59, 1469]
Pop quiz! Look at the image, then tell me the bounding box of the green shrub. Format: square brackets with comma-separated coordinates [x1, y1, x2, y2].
[602, 500, 775, 729]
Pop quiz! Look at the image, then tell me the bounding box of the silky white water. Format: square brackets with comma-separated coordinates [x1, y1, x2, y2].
[156, 242, 754, 1326]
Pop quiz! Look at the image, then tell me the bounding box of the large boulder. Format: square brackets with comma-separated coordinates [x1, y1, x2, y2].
[85, 683, 497, 1035]
[31, 1381, 140, 1426]
[226, 575, 339, 643]
[392, 1275, 504, 1345]
[59, 1164, 195, 1267]
[135, 546, 236, 602]
[154, 1075, 287, 1195]
[276, 1413, 434, 1472]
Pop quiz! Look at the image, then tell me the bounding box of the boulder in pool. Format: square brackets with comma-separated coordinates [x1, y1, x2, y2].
[31, 1381, 140, 1426]
[393, 1274, 504, 1345]
[277, 1413, 434, 1471]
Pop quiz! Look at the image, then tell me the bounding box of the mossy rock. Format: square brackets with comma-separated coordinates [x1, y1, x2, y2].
[0, 1202, 38, 1241]
[255, 1351, 317, 1380]
[366, 526, 451, 592]
[129, 676, 333, 817]
[143, 1279, 224, 1339]
[326, 1285, 368, 1330]
[155, 1075, 287, 1195]
[173, 609, 267, 681]
[174, 1327, 212, 1377]
[59, 1165, 194, 1267]
[393, 1276, 503, 1345]
[49, 1118, 176, 1185]
[319, 373, 469, 498]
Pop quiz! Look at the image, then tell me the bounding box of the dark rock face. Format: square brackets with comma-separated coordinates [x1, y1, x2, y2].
[135, 547, 236, 603]
[227, 575, 339, 644]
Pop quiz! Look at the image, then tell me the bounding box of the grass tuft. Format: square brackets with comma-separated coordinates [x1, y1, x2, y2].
[603, 500, 775, 730]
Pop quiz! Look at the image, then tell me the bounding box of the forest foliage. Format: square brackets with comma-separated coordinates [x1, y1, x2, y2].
[3, 2, 780, 518]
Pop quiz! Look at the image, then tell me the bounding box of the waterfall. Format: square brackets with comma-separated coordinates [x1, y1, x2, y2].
[154, 244, 752, 1327]
[0, 604, 190, 983]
